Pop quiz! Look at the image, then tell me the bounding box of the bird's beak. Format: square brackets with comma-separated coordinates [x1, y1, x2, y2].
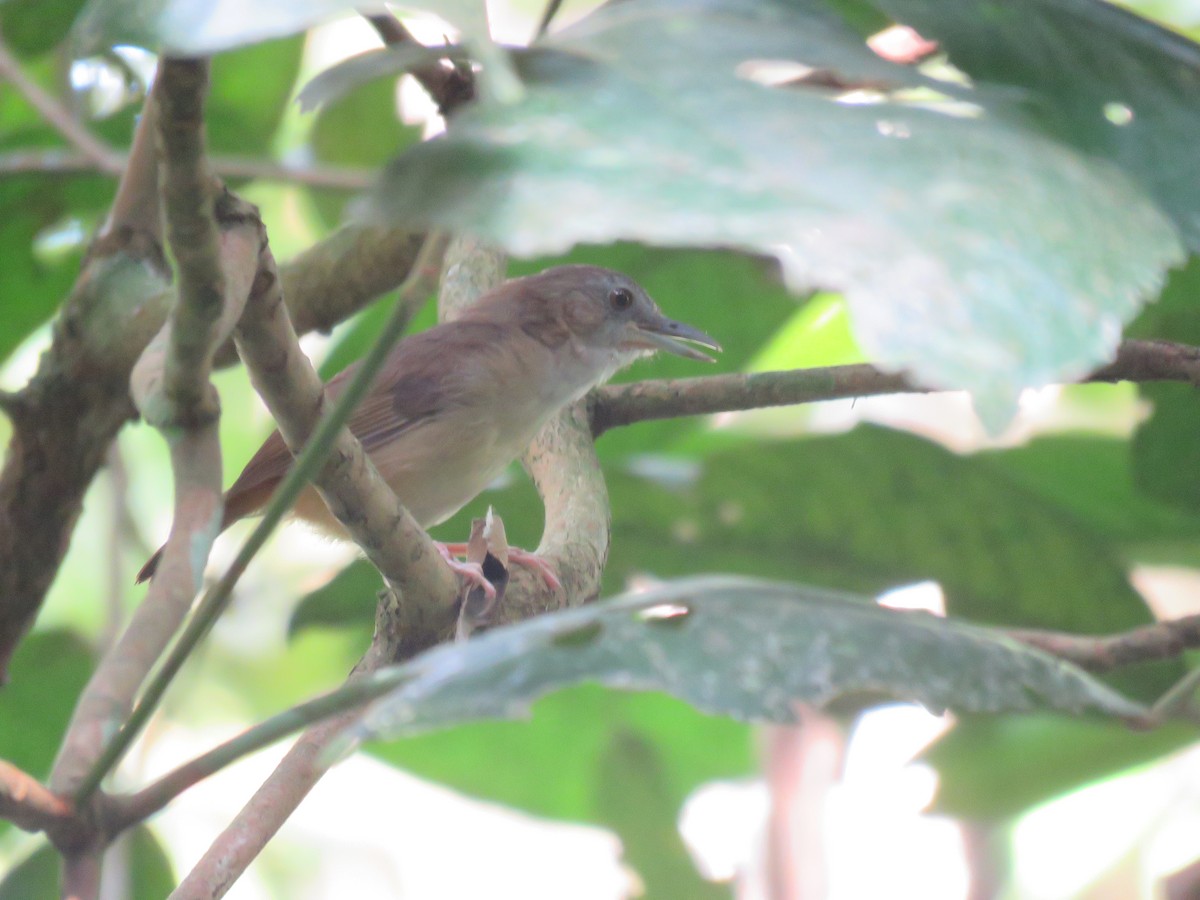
[626, 314, 722, 363]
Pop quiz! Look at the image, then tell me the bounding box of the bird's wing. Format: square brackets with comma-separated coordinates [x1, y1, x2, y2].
[224, 355, 449, 513]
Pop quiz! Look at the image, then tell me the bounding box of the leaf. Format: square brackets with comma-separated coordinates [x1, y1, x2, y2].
[608, 428, 1180, 701]
[1132, 382, 1200, 513]
[610, 428, 1157, 637]
[0, 827, 175, 899]
[0, 630, 93, 778]
[1127, 255, 1200, 345]
[594, 728, 728, 899]
[0, 0, 88, 56]
[310, 71, 422, 225]
[984, 435, 1200, 551]
[289, 558, 379, 637]
[0, 178, 107, 366]
[70, 0, 490, 55]
[207, 35, 305, 157]
[356, 577, 1148, 747]
[370, 685, 753, 896]
[297, 44, 468, 112]
[370, 0, 1183, 422]
[924, 714, 1197, 820]
[877, 0, 1200, 251]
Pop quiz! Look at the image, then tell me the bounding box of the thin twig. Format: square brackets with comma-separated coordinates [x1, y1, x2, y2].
[363, 10, 475, 115]
[589, 338, 1200, 437]
[534, 0, 567, 39]
[0, 148, 376, 188]
[108, 663, 413, 831]
[1009, 613, 1200, 673]
[0, 29, 124, 172]
[0, 760, 75, 836]
[74, 233, 453, 806]
[59, 65, 262, 806]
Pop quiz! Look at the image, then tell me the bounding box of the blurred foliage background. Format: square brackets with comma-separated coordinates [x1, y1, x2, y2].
[3, 0, 1200, 896]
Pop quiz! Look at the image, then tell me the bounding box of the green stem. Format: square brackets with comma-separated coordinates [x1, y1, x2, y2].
[110, 665, 411, 829]
[73, 232, 448, 805]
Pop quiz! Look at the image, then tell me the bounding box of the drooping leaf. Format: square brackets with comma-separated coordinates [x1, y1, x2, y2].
[370, 0, 1183, 422]
[607, 428, 1158, 638]
[877, 0, 1200, 251]
[356, 577, 1147, 747]
[297, 43, 468, 112]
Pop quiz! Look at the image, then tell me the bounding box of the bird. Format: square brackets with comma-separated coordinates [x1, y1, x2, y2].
[137, 264, 721, 590]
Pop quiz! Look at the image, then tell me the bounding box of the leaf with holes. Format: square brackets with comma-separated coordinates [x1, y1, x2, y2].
[353, 577, 1147, 745]
[369, 0, 1183, 423]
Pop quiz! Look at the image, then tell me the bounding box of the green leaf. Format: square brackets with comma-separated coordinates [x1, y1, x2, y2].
[0, 827, 175, 899]
[207, 35, 305, 157]
[0, 178, 107, 366]
[984, 435, 1200, 551]
[357, 577, 1147, 747]
[594, 728, 728, 899]
[1127, 255, 1200, 345]
[370, 685, 752, 895]
[289, 558, 379, 637]
[609, 428, 1157, 637]
[371, 0, 1183, 421]
[1132, 382, 1200, 513]
[0, 629, 93, 779]
[0, 0, 88, 56]
[924, 714, 1197, 820]
[310, 72, 422, 225]
[878, 0, 1200, 251]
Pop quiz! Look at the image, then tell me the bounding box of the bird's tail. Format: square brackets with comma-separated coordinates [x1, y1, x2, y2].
[135, 481, 277, 585]
[135, 547, 164, 584]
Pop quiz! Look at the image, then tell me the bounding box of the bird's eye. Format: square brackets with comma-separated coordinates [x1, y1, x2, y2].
[609, 287, 634, 310]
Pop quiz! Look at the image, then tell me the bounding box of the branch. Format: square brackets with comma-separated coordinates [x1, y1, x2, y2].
[107, 661, 412, 832]
[1009, 614, 1200, 673]
[235, 231, 463, 639]
[0, 760, 76, 838]
[0, 29, 124, 172]
[590, 338, 1200, 437]
[54, 61, 261, 807]
[364, 11, 475, 115]
[0, 148, 374, 189]
[171, 238, 499, 897]
[0, 96, 171, 684]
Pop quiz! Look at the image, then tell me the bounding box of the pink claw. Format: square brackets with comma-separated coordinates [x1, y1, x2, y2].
[506, 547, 563, 591]
[436, 543, 496, 600]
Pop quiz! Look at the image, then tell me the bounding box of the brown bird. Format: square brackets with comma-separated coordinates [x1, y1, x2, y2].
[137, 265, 720, 589]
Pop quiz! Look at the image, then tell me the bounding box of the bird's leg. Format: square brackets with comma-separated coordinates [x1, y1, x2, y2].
[438, 542, 562, 591]
[435, 542, 496, 600]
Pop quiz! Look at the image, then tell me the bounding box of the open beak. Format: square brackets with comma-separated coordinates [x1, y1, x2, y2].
[627, 315, 722, 363]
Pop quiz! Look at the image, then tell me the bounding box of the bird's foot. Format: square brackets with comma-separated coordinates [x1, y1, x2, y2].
[436, 542, 496, 600]
[439, 542, 562, 591]
[505, 546, 563, 591]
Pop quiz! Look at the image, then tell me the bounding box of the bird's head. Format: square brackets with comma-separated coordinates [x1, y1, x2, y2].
[507, 265, 721, 365]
